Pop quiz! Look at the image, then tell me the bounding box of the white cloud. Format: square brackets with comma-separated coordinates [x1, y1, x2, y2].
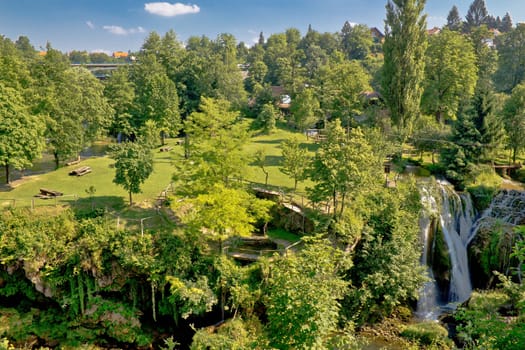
[91, 49, 112, 55]
[86, 21, 95, 29]
[144, 2, 200, 17]
[103, 25, 146, 35]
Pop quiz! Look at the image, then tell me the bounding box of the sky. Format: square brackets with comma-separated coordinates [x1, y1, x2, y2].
[0, 0, 524, 54]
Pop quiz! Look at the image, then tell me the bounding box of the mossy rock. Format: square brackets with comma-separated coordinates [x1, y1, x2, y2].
[468, 218, 515, 289]
[400, 321, 453, 348]
[430, 223, 451, 301]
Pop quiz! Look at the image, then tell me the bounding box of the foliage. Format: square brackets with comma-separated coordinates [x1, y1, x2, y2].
[255, 102, 276, 134]
[317, 59, 371, 124]
[495, 25, 525, 93]
[0, 82, 45, 183]
[190, 317, 269, 350]
[503, 83, 525, 163]
[280, 136, 310, 190]
[180, 184, 272, 245]
[290, 88, 320, 131]
[264, 239, 350, 349]
[465, 165, 501, 211]
[344, 180, 425, 324]
[400, 322, 453, 349]
[166, 276, 217, 319]
[110, 142, 154, 205]
[308, 120, 380, 218]
[382, 0, 427, 133]
[422, 29, 478, 124]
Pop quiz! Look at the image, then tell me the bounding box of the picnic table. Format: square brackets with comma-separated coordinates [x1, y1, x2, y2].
[36, 188, 63, 199]
[159, 146, 173, 152]
[69, 166, 92, 176]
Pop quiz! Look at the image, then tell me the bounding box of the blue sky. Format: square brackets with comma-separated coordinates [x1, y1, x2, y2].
[0, 0, 524, 53]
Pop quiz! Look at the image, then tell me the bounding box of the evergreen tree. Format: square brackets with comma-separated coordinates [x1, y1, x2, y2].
[465, 0, 489, 31]
[503, 83, 525, 163]
[382, 0, 427, 134]
[500, 12, 513, 32]
[446, 5, 463, 31]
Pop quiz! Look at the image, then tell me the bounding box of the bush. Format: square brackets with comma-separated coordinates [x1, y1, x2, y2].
[400, 322, 453, 348]
[466, 165, 501, 211]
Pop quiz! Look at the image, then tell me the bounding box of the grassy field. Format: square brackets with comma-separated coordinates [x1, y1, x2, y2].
[0, 123, 314, 214]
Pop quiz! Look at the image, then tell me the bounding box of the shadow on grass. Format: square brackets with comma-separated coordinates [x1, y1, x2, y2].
[252, 139, 285, 145]
[69, 196, 127, 212]
[250, 155, 282, 167]
[299, 142, 320, 153]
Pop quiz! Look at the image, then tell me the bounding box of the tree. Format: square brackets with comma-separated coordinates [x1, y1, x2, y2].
[181, 184, 271, 249]
[178, 97, 250, 191]
[280, 137, 310, 190]
[255, 102, 276, 134]
[104, 67, 135, 139]
[341, 23, 374, 60]
[503, 83, 525, 163]
[254, 149, 269, 186]
[465, 0, 488, 31]
[308, 120, 379, 218]
[318, 60, 371, 125]
[382, 0, 427, 134]
[47, 67, 112, 168]
[0, 83, 45, 183]
[446, 5, 463, 31]
[290, 88, 319, 131]
[265, 239, 350, 349]
[494, 25, 525, 93]
[111, 142, 154, 206]
[131, 54, 180, 144]
[422, 29, 478, 124]
[500, 12, 513, 32]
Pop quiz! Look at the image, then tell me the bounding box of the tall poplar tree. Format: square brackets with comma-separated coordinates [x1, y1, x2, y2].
[381, 0, 427, 134]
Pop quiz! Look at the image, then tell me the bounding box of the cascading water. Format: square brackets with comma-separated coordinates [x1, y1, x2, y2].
[417, 180, 477, 319]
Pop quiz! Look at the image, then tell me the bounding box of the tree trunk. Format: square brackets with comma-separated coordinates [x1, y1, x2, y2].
[264, 170, 268, 186]
[184, 135, 190, 159]
[4, 164, 9, 184]
[332, 189, 337, 218]
[129, 191, 133, 206]
[160, 130, 166, 146]
[294, 178, 298, 191]
[339, 192, 346, 219]
[53, 151, 60, 169]
[513, 147, 517, 164]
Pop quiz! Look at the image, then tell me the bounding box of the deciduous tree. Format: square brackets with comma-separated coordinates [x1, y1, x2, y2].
[111, 142, 154, 205]
[503, 83, 525, 163]
[422, 29, 478, 124]
[382, 0, 427, 134]
[0, 83, 45, 183]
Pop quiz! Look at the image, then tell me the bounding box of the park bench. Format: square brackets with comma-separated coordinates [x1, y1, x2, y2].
[159, 146, 173, 152]
[65, 158, 81, 166]
[69, 166, 92, 176]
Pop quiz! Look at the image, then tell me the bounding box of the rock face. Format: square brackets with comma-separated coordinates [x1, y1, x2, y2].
[468, 190, 525, 289]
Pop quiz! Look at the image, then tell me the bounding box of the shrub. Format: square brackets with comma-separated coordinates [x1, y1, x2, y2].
[400, 322, 452, 348]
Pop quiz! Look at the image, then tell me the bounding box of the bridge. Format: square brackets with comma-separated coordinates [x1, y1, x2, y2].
[70, 63, 131, 79]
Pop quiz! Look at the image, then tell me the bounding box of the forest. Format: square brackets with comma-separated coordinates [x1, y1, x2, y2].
[1, 0, 525, 348]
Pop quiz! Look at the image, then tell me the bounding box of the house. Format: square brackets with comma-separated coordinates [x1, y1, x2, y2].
[370, 27, 385, 43]
[113, 51, 129, 59]
[427, 27, 441, 36]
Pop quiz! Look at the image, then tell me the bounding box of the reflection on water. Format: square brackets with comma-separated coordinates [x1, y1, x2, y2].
[0, 141, 111, 184]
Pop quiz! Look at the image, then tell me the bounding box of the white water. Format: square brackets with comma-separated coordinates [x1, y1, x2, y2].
[417, 181, 476, 319]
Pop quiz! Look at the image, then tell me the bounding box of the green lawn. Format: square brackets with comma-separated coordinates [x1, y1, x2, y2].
[244, 121, 318, 193]
[0, 123, 317, 213]
[0, 140, 178, 211]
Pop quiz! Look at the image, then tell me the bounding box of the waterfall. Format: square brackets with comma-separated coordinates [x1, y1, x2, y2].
[417, 180, 476, 319]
